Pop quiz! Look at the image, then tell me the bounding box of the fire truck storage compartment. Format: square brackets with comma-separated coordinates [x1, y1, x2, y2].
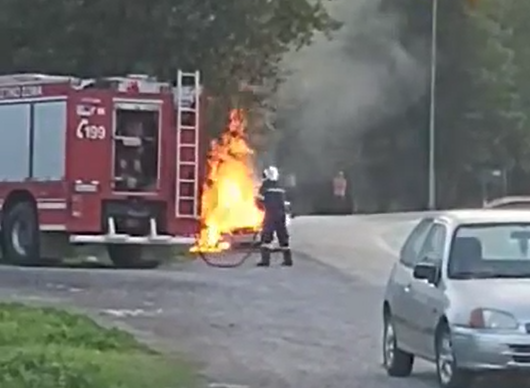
[112, 103, 160, 192]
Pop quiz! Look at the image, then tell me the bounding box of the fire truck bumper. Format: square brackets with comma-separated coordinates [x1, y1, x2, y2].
[68, 217, 195, 245]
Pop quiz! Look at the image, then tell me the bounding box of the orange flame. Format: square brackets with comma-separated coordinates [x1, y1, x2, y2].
[190, 109, 264, 252]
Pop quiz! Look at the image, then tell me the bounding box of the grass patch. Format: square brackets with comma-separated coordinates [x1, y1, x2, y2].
[0, 302, 199, 388]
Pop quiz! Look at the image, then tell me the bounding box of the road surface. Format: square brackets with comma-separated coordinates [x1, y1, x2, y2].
[0, 214, 431, 388]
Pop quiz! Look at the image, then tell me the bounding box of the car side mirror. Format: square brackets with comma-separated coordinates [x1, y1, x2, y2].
[413, 262, 438, 284]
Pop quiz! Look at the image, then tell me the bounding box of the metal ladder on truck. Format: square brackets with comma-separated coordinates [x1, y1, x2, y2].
[175, 70, 201, 218]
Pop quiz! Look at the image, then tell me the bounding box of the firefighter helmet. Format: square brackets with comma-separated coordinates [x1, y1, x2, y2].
[263, 166, 279, 181]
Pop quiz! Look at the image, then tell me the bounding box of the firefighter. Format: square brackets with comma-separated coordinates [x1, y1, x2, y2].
[256, 166, 293, 267]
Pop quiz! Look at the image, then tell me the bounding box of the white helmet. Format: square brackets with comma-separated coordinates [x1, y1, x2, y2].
[263, 166, 279, 181]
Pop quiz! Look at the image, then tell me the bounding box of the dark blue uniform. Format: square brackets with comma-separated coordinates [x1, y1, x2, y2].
[257, 179, 292, 266]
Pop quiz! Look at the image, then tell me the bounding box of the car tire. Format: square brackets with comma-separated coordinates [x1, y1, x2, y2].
[383, 314, 414, 377]
[2, 201, 40, 266]
[435, 324, 475, 388]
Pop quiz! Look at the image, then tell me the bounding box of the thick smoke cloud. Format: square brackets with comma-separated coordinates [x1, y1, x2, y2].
[275, 0, 428, 178]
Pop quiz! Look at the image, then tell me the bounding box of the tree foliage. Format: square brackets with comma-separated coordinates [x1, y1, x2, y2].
[0, 0, 338, 93]
[417, 0, 530, 207]
[325, 0, 530, 211]
[430, 0, 530, 205]
[464, 0, 530, 170]
[426, 0, 530, 206]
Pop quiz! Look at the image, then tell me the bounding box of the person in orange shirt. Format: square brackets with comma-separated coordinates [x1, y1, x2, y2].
[332, 171, 348, 214]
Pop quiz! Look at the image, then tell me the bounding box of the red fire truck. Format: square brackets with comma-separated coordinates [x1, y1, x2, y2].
[0, 71, 203, 268]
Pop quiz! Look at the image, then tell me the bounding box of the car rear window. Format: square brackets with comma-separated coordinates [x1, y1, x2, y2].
[456, 223, 530, 259]
[448, 223, 530, 278]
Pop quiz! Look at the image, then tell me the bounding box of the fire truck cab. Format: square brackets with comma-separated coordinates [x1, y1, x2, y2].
[0, 71, 203, 268]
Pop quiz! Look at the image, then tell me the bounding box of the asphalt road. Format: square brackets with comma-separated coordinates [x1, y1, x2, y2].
[0, 214, 434, 388]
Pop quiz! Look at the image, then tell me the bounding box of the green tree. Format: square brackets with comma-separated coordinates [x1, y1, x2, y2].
[433, 0, 487, 206]
[0, 0, 338, 94]
[433, 0, 530, 205]
[464, 0, 530, 173]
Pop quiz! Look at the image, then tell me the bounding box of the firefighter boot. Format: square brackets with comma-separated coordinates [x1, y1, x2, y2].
[257, 247, 271, 267]
[282, 249, 293, 267]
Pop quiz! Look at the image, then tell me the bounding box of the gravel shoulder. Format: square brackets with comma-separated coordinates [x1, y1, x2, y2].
[0, 214, 435, 388]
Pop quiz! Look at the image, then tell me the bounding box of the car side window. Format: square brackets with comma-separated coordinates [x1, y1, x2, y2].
[400, 218, 434, 267]
[417, 223, 447, 265]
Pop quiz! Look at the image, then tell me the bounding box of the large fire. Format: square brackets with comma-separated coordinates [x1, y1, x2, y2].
[190, 109, 264, 252]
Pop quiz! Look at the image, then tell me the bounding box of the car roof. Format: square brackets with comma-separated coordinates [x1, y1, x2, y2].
[435, 209, 530, 225]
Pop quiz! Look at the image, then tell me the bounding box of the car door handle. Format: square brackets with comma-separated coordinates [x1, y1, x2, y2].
[404, 284, 411, 293]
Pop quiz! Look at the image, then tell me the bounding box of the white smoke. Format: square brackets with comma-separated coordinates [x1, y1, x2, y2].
[275, 0, 427, 173]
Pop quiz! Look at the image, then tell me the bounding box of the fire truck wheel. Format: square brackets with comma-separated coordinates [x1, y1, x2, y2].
[2, 201, 40, 266]
[107, 245, 160, 269]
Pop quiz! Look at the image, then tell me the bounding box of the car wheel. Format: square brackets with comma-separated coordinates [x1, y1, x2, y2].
[2, 201, 40, 266]
[436, 325, 474, 388]
[383, 314, 414, 377]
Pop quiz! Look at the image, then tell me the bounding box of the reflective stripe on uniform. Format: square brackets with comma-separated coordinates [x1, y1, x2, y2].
[265, 188, 285, 193]
[261, 244, 290, 250]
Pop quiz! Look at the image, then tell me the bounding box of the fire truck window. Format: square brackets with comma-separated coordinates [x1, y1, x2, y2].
[115, 110, 157, 138]
[0, 104, 31, 181]
[113, 109, 159, 191]
[32, 101, 67, 180]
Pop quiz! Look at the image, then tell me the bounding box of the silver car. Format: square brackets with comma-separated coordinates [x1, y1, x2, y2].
[383, 209, 530, 387]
